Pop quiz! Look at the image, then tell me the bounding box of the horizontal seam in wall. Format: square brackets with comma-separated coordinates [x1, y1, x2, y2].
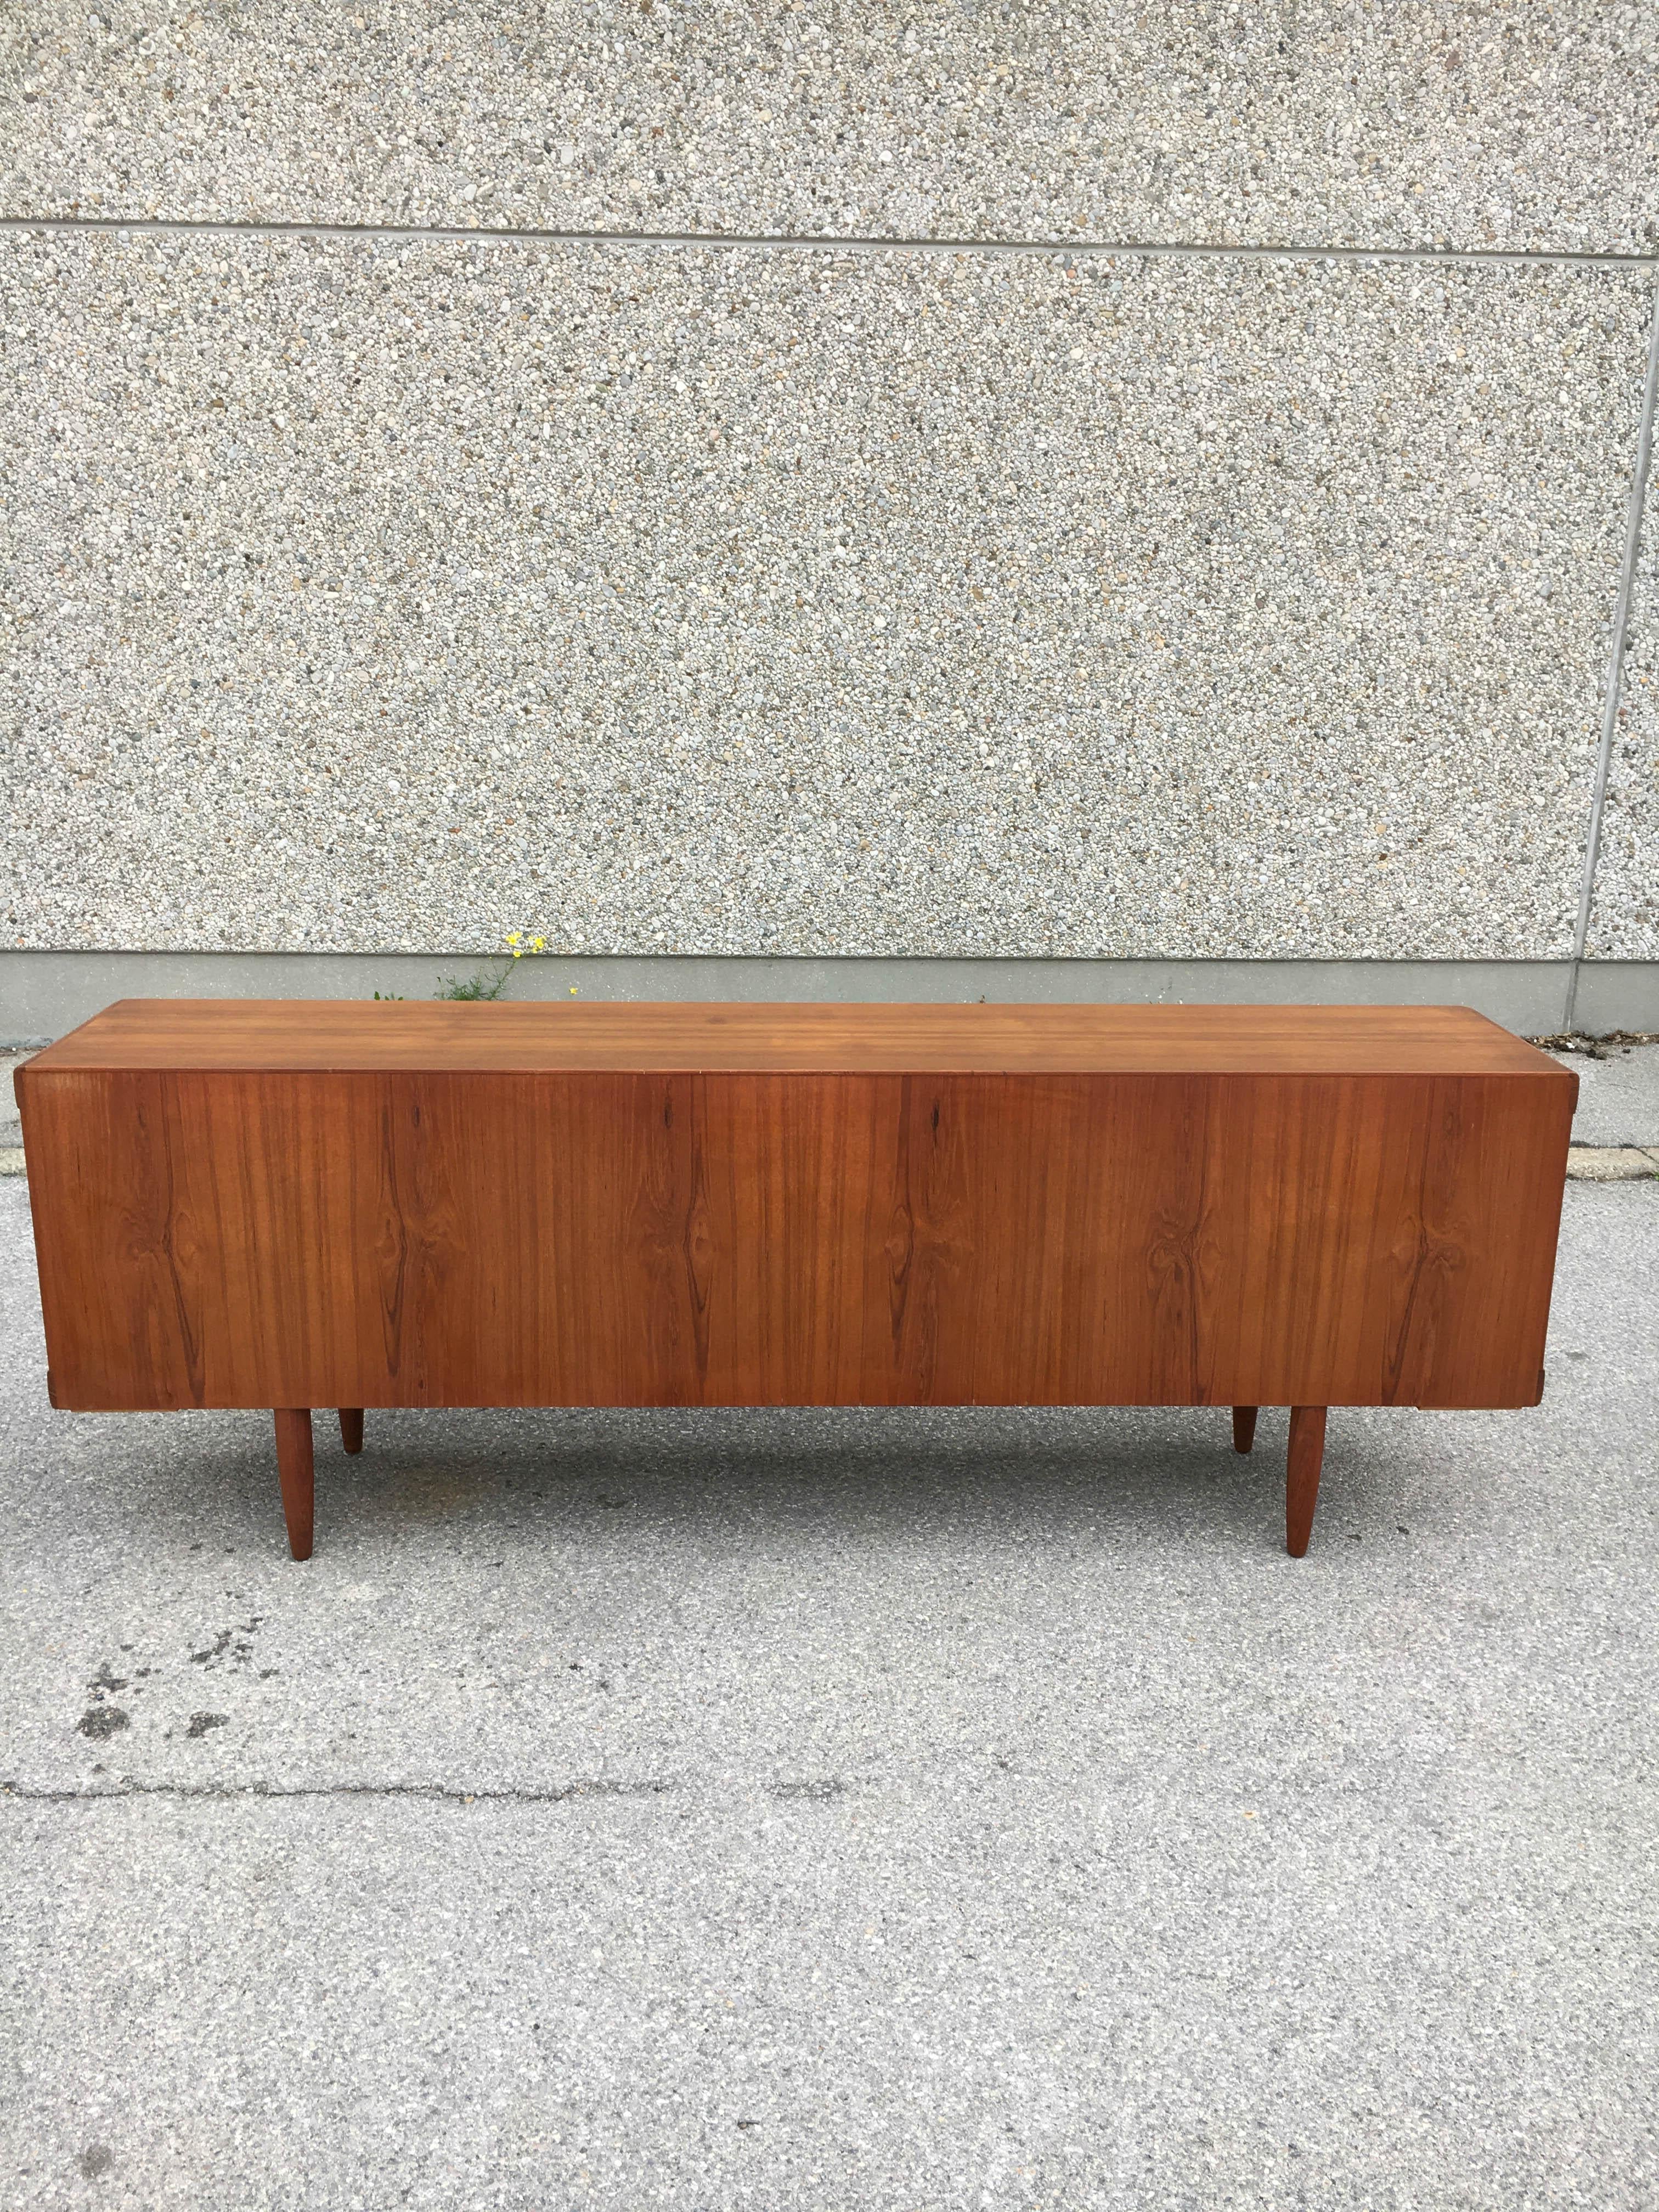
[0, 952, 1590, 965]
[1, 215, 1655, 269]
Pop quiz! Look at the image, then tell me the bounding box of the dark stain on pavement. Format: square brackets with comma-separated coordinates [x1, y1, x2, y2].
[189, 1617, 264, 1669]
[76, 1706, 129, 1740]
[77, 1654, 145, 1740]
[185, 1713, 229, 1739]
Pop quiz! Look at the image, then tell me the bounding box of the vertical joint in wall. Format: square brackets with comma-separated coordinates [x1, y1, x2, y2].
[1566, 276, 1659, 1032]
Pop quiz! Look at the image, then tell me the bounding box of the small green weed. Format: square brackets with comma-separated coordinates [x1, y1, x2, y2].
[373, 933, 578, 1005]
[435, 963, 511, 1002]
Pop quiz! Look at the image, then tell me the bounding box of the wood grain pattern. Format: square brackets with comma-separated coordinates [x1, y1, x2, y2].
[20, 1017, 1576, 1418]
[27, 997, 1562, 1077]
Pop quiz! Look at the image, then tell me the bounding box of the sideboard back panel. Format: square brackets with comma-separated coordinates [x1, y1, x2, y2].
[23, 1057, 1572, 1412]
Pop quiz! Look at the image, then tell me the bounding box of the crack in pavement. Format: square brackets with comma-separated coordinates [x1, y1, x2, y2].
[1, 1775, 674, 1807]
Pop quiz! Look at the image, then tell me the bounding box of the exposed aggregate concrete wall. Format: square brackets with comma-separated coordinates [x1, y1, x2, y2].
[4, 2, 1656, 251]
[1592, 490, 1659, 958]
[2, 5, 1656, 968]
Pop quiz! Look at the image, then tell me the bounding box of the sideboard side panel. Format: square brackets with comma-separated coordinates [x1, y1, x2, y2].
[24, 1069, 209, 1410]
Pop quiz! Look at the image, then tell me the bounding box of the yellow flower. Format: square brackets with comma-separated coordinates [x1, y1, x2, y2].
[532, 935, 546, 952]
[505, 931, 521, 947]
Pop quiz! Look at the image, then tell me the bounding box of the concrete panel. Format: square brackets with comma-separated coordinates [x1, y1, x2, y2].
[3, 3, 1656, 252]
[0, 951, 1584, 1047]
[0, 955, 1593, 1048]
[1588, 481, 1659, 958]
[1572, 963, 1659, 1031]
[1, 233, 1646, 958]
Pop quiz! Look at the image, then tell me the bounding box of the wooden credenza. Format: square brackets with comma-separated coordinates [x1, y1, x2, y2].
[18, 999, 1576, 1560]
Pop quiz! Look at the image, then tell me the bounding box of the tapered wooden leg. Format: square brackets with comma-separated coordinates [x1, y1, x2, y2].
[1232, 1405, 1257, 1454]
[338, 1408, 364, 1455]
[274, 1408, 314, 1562]
[1285, 1406, 1328, 1558]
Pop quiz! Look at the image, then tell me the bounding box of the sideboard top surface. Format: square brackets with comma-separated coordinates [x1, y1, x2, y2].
[28, 998, 1570, 1080]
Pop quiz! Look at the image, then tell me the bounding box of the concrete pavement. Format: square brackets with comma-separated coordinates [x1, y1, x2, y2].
[2, 1177, 1657, 2208]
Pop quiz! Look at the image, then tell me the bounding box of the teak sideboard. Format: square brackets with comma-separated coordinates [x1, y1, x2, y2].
[17, 999, 1576, 1561]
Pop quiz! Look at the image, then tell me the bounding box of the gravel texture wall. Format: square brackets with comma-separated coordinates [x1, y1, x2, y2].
[2, 233, 1649, 957]
[1591, 487, 1659, 958]
[2, 5, 1657, 969]
[4, 3, 1656, 252]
